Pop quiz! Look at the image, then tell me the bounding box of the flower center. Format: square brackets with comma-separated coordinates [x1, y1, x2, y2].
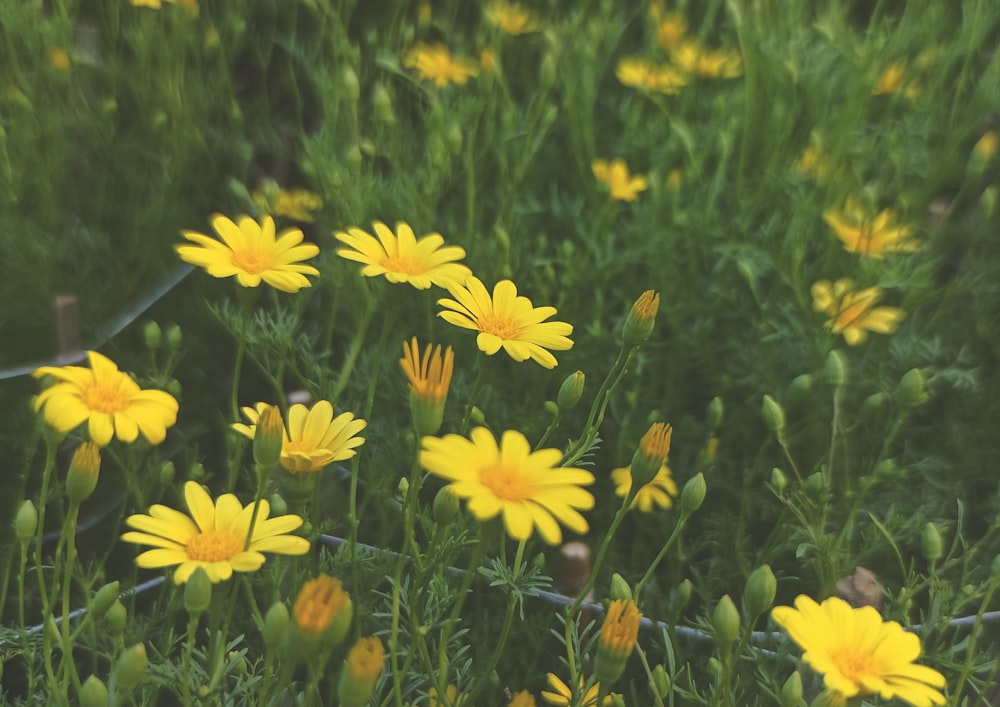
[835, 301, 869, 328]
[83, 382, 131, 414]
[478, 314, 522, 340]
[831, 647, 878, 685]
[383, 254, 422, 275]
[479, 464, 532, 502]
[230, 248, 274, 275]
[186, 529, 245, 562]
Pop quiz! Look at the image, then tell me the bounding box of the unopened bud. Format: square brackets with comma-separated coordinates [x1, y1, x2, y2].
[111, 643, 148, 693]
[622, 290, 660, 346]
[804, 472, 825, 498]
[433, 486, 460, 524]
[743, 565, 776, 617]
[345, 145, 363, 176]
[397, 477, 409, 499]
[90, 581, 120, 618]
[144, 321, 162, 350]
[447, 123, 463, 156]
[874, 458, 899, 479]
[79, 675, 109, 707]
[159, 460, 176, 486]
[470, 406, 486, 425]
[253, 405, 284, 470]
[825, 349, 847, 387]
[860, 392, 886, 420]
[680, 473, 706, 514]
[262, 602, 290, 654]
[557, 371, 585, 411]
[184, 567, 213, 616]
[373, 84, 395, 123]
[895, 368, 928, 407]
[770, 467, 788, 494]
[787, 374, 812, 399]
[189, 462, 206, 480]
[673, 579, 693, 611]
[67, 442, 101, 505]
[706, 396, 723, 429]
[630, 422, 672, 488]
[337, 637, 385, 707]
[269, 493, 287, 516]
[15, 500, 38, 542]
[712, 595, 740, 644]
[165, 323, 182, 349]
[609, 573, 632, 602]
[708, 656, 723, 679]
[780, 671, 803, 707]
[761, 395, 785, 433]
[540, 54, 557, 88]
[106, 600, 127, 633]
[651, 664, 671, 698]
[166, 379, 182, 398]
[921, 522, 943, 564]
[341, 66, 361, 102]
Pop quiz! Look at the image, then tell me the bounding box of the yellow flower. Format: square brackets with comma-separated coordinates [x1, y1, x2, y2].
[176, 214, 320, 293]
[656, 13, 687, 50]
[615, 57, 687, 94]
[822, 201, 918, 257]
[129, 0, 166, 7]
[673, 40, 742, 78]
[252, 182, 323, 223]
[48, 48, 70, 70]
[338, 637, 385, 707]
[509, 691, 537, 707]
[438, 277, 574, 368]
[480, 47, 497, 72]
[292, 575, 352, 644]
[33, 351, 178, 447]
[233, 401, 367, 474]
[425, 685, 467, 706]
[486, 1, 540, 34]
[873, 61, 920, 97]
[611, 463, 678, 512]
[401, 338, 454, 435]
[121, 481, 310, 584]
[595, 599, 642, 684]
[541, 674, 614, 706]
[795, 144, 832, 181]
[811, 279, 905, 346]
[404, 43, 479, 87]
[622, 289, 660, 344]
[419, 428, 595, 544]
[974, 130, 998, 161]
[592, 158, 648, 202]
[772, 595, 946, 706]
[335, 221, 472, 290]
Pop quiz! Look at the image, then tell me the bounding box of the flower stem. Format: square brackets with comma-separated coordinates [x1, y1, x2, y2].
[436, 531, 487, 697]
[634, 513, 691, 604]
[389, 450, 423, 707]
[230, 298, 253, 424]
[563, 345, 636, 467]
[460, 355, 490, 435]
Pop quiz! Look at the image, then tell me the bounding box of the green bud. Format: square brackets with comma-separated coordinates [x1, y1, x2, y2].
[159, 461, 175, 486]
[610, 573, 632, 602]
[397, 477, 410, 499]
[90, 581, 120, 619]
[189, 462, 206, 480]
[611, 695, 626, 707]
[825, 349, 847, 387]
[540, 54, 557, 88]
[712, 595, 740, 644]
[165, 324, 182, 349]
[228, 651, 248, 677]
[252, 404, 284, 470]
[543, 400, 559, 415]
[860, 392, 887, 420]
[359, 138, 376, 156]
[341, 66, 361, 102]
[166, 379, 182, 399]
[446, 123, 463, 156]
[432, 486, 460, 525]
[111, 643, 148, 693]
[184, 567, 213, 617]
[770, 467, 788, 494]
[761, 395, 785, 433]
[651, 664, 671, 698]
[532, 552, 546, 571]
[706, 396, 724, 429]
[707, 656, 723, 679]
[470, 406, 486, 425]
[895, 368, 929, 407]
[743, 565, 776, 617]
[262, 602, 290, 654]
[622, 291, 660, 346]
[874, 458, 900, 479]
[144, 321, 162, 350]
[673, 579, 693, 611]
[67, 441, 101, 505]
[373, 84, 395, 123]
[345, 145, 363, 176]
[15, 500, 38, 542]
[921, 522, 943, 564]
[269, 493, 287, 516]
[787, 374, 812, 400]
[79, 675, 109, 707]
[680, 473, 706, 514]
[804, 472, 825, 498]
[557, 371, 586, 411]
[780, 671, 803, 707]
[106, 600, 127, 633]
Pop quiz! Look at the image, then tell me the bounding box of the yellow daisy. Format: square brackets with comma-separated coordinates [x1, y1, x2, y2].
[673, 40, 743, 78]
[419, 428, 594, 545]
[251, 182, 323, 223]
[540, 674, 614, 707]
[121, 481, 310, 584]
[176, 214, 320, 293]
[822, 201, 919, 257]
[485, 1, 540, 35]
[334, 221, 472, 290]
[509, 691, 537, 707]
[811, 279, 905, 346]
[33, 351, 178, 447]
[592, 158, 648, 202]
[655, 13, 687, 50]
[615, 57, 687, 95]
[403, 43, 479, 87]
[438, 277, 574, 368]
[424, 685, 467, 706]
[772, 595, 946, 706]
[233, 401, 367, 474]
[611, 463, 678, 512]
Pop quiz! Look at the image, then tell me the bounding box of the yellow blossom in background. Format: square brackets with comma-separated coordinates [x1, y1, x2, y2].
[873, 61, 921, 97]
[121, 481, 310, 584]
[772, 595, 946, 706]
[48, 48, 70, 70]
[656, 13, 687, 50]
[438, 277, 574, 368]
[404, 43, 479, 87]
[795, 144, 832, 181]
[425, 685, 467, 706]
[541, 674, 615, 706]
[973, 130, 998, 161]
[667, 168, 683, 190]
[177, 214, 320, 293]
[822, 201, 919, 257]
[486, 1, 540, 34]
[233, 401, 367, 474]
[592, 158, 648, 202]
[509, 691, 537, 707]
[335, 221, 472, 290]
[33, 351, 178, 447]
[480, 47, 497, 72]
[811, 279, 905, 346]
[129, 0, 168, 7]
[252, 182, 323, 223]
[673, 40, 742, 78]
[419, 428, 595, 544]
[615, 57, 687, 94]
[611, 463, 678, 512]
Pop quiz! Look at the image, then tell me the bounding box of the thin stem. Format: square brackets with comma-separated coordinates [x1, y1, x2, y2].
[230, 301, 253, 423]
[460, 356, 491, 435]
[389, 450, 423, 707]
[182, 614, 199, 706]
[33, 441, 58, 616]
[534, 411, 563, 451]
[436, 534, 488, 698]
[634, 514, 691, 604]
[60, 504, 82, 695]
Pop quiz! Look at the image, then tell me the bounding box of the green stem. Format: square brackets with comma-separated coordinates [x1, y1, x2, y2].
[389, 451, 423, 707]
[563, 346, 636, 467]
[244, 463, 271, 551]
[534, 411, 563, 451]
[952, 575, 1000, 699]
[635, 644, 666, 707]
[182, 613, 199, 706]
[33, 440, 58, 616]
[634, 513, 691, 604]
[60, 504, 82, 696]
[230, 300, 253, 424]
[331, 298, 376, 404]
[436, 534, 488, 697]
[460, 356, 491, 435]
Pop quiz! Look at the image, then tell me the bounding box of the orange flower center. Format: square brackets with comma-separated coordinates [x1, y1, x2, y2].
[478, 314, 522, 340]
[83, 381, 130, 413]
[835, 301, 869, 328]
[479, 465, 531, 502]
[186, 529, 244, 562]
[831, 647, 877, 685]
[383, 254, 422, 275]
[230, 248, 274, 275]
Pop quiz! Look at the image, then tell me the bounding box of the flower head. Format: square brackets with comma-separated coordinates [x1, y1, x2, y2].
[541, 674, 615, 706]
[33, 351, 178, 447]
[292, 575, 352, 645]
[873, 61, 920, 97]
[438, 277, 574, 368]
[594, 599, 642, 685]
[419, 428, 594, 544]
[673, 40, 742, 78]
[251, 182, 323, 223]
[335, 221, 472, 290]
[592, 159, 648, 202]
[338, 637, 385, 707]
[812, 279, 905, 346]
[486, 1, 539, 34]
[615, 57, 687, 94]
[622, 289, 660, 344]
[404, 43, 479, 87]
[233, 401, 367, 474]
[772, 595, 946, 706]
[611, 463, 678, 512]
[121, 481, 310, 584]
[67, 441, 102, 504]
[177, 214, 320, 293]
[629, 422, 673, 487]
[401, 338, 455, 435]
[655, 13, 687, 50]
[795, 144, 832, 182]
[823, 201, 919, 257]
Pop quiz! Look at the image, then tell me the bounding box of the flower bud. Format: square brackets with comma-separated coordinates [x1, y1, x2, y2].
[111, 643, 148, 693]
[543, 400, 559, 415]
[268, 492, 287, 516]
[743, 565, 776, 617]
[189, 461, 206, 480]
[874, 458, 900, 479]
[262, 601, 289, 654]
[804, 472, 825, 498]
[337, 637, 385, 707]
[397, 477, 409, 499]
[825, 349, 847, 387]
[165, 323, 182, 349]
[345, 144, 363, 176]
[780, 671, 803, 707]
[708, 657, 723, 680]
[712, 594, 740, 644]
[761, 395, 785, 433]
[373, 84, 395, 123]
[540, 54, 557, 88]
[79, 675, 109, 707]
[341, 66, 361, 102]
[144, 321, 162, 350]
[557, 371, 585, 411]
[770, 467, 788, 494]
[433, 486, 460, 524]
[609, 573, 632, 602]
[291, 576, 353, 651]
[184, 567, 212, 617]
[921, 522, 943, 564]
[970, 130, 998, 173]
[673, 579, 693, 611]
[447, 123, 463, 156]
[895, 368, 929, 407]
[680, 473, 706, 514]
[611, 695, 626, 707]
[651, 664, 671, 698]
[159, 460, 175, 486]
[253, 404, 284, 470]
[15, 500, 38, 542]
[859, 392, 886, 420]
[106, 600, 127, 633]
[630, 422, 672, 488]
[470, 406, 486, 425]
[166, 378, 183, 399]
[67, 441, 101, 505]
[787, 374, 812, 400]
[622, 290, 660, 346]
[594, 599, 641, 686]
[706, 396, 723, 429]
[90, 581, 120, 619]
